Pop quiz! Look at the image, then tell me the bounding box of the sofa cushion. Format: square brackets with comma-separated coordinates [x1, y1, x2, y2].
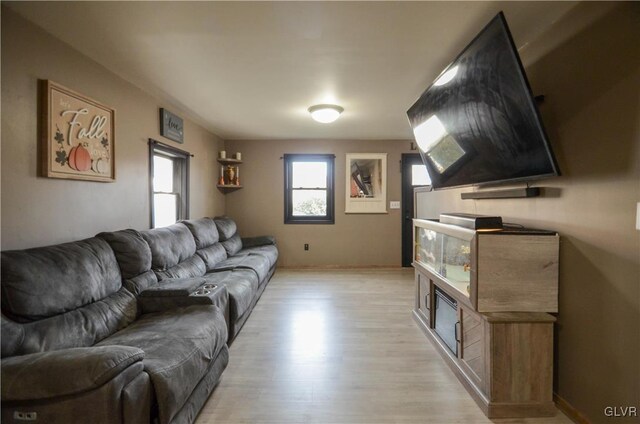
[141, 224, 196, 271]
[221, 233, 243, 256]
[97, 229, 159, 295]
[236, 245, 279, 269]
[5, 288, 138, 357]
[213, 254, 271, 283]
[98, 305, 227, 424]
[1, 315, 24, 358]
[96, 229, 151, 279]
[203, 270, 258, 321]
[181, 218, 219, 248]
[196, 243, 227, 271]
[1, 238, 122, 322]
[154, 255, 207, 281]
[241, 235, 276, 248]
[122, 270, 158, 296]
[214, 216, 237, 241]
[1, 345, 144, 401]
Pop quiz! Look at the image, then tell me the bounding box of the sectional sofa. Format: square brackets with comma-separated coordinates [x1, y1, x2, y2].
[0, 216, 277, 424]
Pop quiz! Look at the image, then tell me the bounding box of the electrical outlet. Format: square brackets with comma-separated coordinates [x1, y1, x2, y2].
[390, 201, 401, 209]
[304, 243, 309, 251]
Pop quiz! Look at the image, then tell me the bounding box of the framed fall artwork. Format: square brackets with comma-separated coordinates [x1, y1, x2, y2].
[41, 80, 115, 182]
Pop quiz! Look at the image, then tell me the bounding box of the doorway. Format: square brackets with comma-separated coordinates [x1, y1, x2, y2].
[401, 154, 431, 267]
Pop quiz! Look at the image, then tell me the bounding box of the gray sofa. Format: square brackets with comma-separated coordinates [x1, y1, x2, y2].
[0, 216, 277, 424]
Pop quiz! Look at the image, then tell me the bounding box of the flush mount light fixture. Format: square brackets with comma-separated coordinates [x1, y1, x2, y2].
[308, 104, 344, 123]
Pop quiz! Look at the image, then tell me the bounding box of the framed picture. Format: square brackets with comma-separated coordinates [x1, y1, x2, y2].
[345, 153, 387, 213]
[160, 108, 184, 143]
[351, 162, 370, 196]
[41, 80, 115, 182]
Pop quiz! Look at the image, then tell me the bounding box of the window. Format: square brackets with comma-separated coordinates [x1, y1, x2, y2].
[284, 154, 334, 224]
[411, 164, 431, 186]
[149, 140, 190, 228]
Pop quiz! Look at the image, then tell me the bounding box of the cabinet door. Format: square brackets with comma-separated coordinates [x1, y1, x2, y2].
[416, 273, 432, 326]
[458, 304, 486, 392]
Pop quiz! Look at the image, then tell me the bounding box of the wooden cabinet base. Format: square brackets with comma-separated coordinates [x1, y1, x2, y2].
[487, 402, 556, 419]
[413, 309, 556, 418]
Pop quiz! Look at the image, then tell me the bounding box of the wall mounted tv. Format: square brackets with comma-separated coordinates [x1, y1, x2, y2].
[407, 12, 560, 191]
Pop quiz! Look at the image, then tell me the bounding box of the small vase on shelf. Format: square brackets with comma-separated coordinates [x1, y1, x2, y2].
[224, 165, 235, 185]
[218, 166, 225, 185]
[234, 166, 240, 185]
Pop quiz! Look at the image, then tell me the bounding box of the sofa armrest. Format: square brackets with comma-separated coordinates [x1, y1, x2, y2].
[139, 277, 208, 297]
[1, 346, 144, 402]
[241, 235, 276, 248]
[138, 277, 229, 315]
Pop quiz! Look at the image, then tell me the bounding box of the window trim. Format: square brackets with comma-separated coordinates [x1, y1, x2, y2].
[284, 153, 335, 224]
[148, 139, 191, 228]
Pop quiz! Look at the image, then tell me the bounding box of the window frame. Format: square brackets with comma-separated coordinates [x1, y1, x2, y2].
[284, 153, 335, 224]
[148, 139, 191, 228]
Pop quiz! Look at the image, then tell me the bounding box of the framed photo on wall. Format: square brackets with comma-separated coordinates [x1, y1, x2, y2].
[41, 80, 115, 182]
[345, 153, 387, 213]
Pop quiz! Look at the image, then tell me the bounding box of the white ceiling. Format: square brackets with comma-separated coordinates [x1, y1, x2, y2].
[6, 1, 578, 140]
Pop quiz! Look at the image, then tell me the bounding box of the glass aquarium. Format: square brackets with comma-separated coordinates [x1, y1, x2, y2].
[415, 221, 472, 298]
[415, 227, 441, 275]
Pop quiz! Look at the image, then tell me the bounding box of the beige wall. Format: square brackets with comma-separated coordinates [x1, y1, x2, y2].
[416, 4, 639, 422]
[1, 8, 225, 250]
[224, 139, 414, 267]
[3, 3, 638, 421]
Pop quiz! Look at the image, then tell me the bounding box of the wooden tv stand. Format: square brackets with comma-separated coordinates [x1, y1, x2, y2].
[412, 219, 559, 418]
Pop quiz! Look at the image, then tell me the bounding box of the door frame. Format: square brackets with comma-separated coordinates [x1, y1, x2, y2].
[401, 153, 430, 267]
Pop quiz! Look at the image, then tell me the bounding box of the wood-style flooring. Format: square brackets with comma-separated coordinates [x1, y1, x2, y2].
[196, 268, 571, 424]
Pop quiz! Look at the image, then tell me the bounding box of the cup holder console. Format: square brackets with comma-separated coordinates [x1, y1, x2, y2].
[192, 284, 218, 296]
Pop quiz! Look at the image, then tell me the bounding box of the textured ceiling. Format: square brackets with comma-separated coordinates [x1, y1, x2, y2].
[6, 1, 579, 140]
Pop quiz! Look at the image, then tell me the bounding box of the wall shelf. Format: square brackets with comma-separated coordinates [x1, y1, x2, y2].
[217, 158, 243, 165]
[217, 184, 243, 192]
[217, 156, 242, 192]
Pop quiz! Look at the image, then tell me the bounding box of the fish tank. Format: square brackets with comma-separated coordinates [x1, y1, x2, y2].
[414, 220, 473, 298]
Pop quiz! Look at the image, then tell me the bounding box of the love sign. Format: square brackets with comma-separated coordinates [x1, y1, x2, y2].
[160, 108, 184, 144]
[41, 80, 115, 182]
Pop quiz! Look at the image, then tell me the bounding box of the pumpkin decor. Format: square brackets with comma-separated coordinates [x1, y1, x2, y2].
[91, 158, 109, 174]
[68, 143, 92, 172]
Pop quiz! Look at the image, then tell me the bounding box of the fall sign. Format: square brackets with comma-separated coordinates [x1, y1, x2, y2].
[41, 80, 115, 181]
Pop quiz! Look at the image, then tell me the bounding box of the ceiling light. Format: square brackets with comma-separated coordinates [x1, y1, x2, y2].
[308, 104, 344, 123]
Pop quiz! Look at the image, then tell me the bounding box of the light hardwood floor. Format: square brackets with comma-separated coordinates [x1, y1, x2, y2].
[196, 268, 572, 424]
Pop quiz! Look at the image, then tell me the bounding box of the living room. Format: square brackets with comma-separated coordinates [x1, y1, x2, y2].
[1, 2, 638, 424]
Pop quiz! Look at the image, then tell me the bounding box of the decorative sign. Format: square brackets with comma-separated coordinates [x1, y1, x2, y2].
[160, 108, 184, 143]
[41, 80, 115, 182]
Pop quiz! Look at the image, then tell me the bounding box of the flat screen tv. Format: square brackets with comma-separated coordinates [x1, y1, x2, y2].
[406, 12, 560, 190]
